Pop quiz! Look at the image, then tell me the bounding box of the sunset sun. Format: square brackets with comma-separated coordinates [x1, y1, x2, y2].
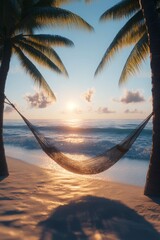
[66, 101, 77, 112]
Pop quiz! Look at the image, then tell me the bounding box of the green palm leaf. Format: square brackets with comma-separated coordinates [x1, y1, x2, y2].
[95, 11, 145, 76]
[13, 45, 56, 100]
[18, 7, 93, 32]
[0, 0, 21, 31]
[18, 37, 69, 75]
[16, 40, 63, 75]
[119, 33, 149, 85]
[23, 34, 74, 47]
[100, 0, 139, 20]
[36, 0, 76, 7]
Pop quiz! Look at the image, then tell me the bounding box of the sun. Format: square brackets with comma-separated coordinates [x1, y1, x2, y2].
[66, 101, 77, 112]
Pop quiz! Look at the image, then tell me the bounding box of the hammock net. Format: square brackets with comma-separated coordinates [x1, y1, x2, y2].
[5, 96, 153, 175]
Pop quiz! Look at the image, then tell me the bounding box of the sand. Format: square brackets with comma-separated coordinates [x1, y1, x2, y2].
[0, 157, 160, 240]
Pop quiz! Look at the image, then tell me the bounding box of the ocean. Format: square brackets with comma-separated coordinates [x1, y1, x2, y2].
[3, 118, 152, 186]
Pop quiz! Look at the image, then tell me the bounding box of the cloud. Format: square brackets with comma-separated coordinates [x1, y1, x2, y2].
[120, 90, 145, 104]
[124, 109, 143, 114]
[25, 91, 53, 108]
[84, 88, 95, 102]
[97, 107, 115, 114]
[4, 106, 14, 114]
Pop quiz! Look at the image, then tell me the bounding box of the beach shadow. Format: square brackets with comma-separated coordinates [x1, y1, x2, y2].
[0, 175, 9, 182]
[39, 196, 159, 240]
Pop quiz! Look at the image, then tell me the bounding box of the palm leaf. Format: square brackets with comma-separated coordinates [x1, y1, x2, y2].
[119, 33, 149, 85]
[21, 0, 39, 9]
[16, 40, 63, 75]
[95, 11, 145, 76]
[18, 37, 69, 75]
[0, 1, 19, 33]
[23, 34, 74, 47]
[100, 0, 139, 20]
[18, 7, 93, 32]
[13, 45, 56, 100]
[35, 0, 76, 7]
[85, 0, 93, 3]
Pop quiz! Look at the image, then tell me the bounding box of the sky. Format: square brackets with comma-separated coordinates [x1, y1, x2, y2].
[4, 0, 152, 120]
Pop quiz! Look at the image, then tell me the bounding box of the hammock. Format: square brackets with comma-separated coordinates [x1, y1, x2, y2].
[5, 96, 153, 175]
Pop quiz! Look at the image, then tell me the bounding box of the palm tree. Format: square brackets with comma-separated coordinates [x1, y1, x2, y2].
[0, 0, 93, 178]
[95, 0, 160, 197]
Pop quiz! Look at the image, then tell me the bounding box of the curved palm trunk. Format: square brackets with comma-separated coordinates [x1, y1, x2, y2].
[0, 40, 12, 177]
[139, 0, 160, 196]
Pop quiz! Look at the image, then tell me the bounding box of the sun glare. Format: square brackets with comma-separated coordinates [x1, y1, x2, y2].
[66, 101, 77, 112]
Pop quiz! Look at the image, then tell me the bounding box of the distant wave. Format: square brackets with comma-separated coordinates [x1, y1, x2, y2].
[3, 123, 152, 135]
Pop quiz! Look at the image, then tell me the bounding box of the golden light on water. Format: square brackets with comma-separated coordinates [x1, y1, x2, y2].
[64, 118, 82, 128]
[65, 134, 84, 144]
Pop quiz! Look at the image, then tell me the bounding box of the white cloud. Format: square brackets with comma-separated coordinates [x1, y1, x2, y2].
[120, 90, 145, 104]
[124, 109, 143, 114]
[97, 107, 115, 114]
[25, 91, 53, 109]
[83, 88, 95, 103]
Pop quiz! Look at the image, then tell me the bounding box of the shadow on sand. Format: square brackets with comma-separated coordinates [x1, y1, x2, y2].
[39, 195, 159, 240]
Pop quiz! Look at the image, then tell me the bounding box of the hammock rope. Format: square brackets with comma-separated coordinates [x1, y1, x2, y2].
[5, 96, 153, 175]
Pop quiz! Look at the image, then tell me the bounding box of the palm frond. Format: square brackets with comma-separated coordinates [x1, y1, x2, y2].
[31, 0, 76, 7]
[85, 0, 93, 3]
[0, 0, 22, 34]
[16, 40, 63, 75]
[119, 33, 149, 85]
[100, 0, 140, 21]
[21, 0, 39, 9]
[18, 37, 69, 75]
[34, 0, 95, 7]
[95, 11, 145, 76]
[31, 0, 90, 7]
[23, 34, 74, 47]
[19, 7, 93, 32]
[13, 45, 56, 100]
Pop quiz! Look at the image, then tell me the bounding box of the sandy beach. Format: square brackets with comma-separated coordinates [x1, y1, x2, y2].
[0, 157, 160, 240]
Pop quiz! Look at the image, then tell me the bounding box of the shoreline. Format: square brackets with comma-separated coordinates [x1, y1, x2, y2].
[0, 156, 160, 239]
[5, 146, 149, 187]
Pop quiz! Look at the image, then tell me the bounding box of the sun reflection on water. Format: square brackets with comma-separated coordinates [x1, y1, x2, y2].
[64, 134, 84, 144]
[64, 118, 83, 128]
[62, 119, 85, 144]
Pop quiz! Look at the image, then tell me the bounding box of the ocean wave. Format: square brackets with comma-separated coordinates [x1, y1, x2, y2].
[3, 119, 152, 161]
[3, 123, 152, 136]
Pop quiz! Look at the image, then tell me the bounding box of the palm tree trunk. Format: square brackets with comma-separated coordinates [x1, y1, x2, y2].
[139, 0, 160, 196]
[0, 40, 12, 177]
